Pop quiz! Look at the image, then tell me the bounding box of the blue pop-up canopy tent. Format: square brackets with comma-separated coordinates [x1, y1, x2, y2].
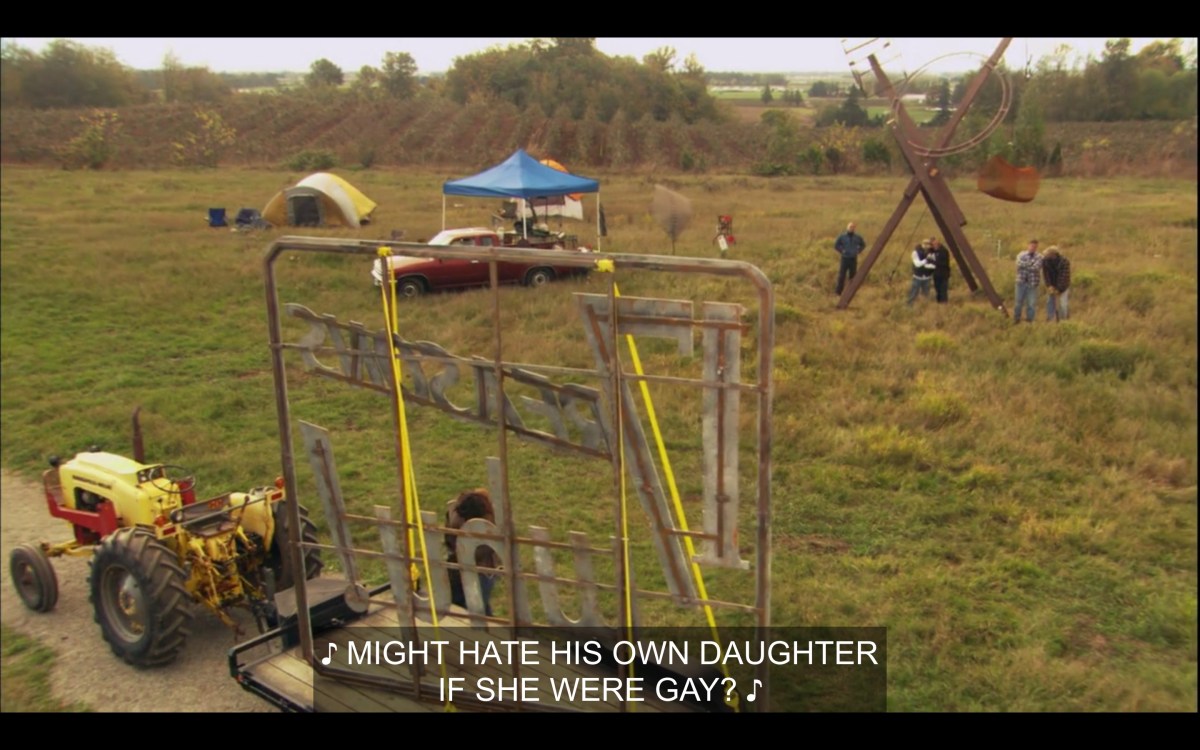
[442, 149, 602, 247]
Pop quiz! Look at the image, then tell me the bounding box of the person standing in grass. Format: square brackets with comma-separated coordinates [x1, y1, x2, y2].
[1042, 245, 1071, 321]
[1014, 239, 1043, 323]
[833, 221, 867, 295]
[907, 239, 937, 304]
[930, 236, 951, 303]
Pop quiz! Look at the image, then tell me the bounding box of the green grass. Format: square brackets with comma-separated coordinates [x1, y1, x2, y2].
[1, 165, 1195, 711]
[0, 627, 91, 712]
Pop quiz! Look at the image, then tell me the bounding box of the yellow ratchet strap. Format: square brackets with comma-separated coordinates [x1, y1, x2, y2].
[377, 247, 455, 712]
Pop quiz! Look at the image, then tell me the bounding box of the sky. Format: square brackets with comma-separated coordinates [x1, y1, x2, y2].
[4, 37, 1193, 76]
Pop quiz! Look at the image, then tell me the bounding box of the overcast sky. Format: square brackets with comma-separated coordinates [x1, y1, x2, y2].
[4, 37, 1192, 75]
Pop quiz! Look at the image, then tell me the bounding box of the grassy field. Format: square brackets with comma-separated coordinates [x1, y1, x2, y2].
[1, 165, 1195, 711]
[1, 626, 90, 712]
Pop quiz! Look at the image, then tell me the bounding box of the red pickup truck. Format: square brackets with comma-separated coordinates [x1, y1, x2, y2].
[372, 227, 591, 297]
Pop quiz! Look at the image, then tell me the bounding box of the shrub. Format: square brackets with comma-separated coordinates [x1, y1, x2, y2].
[801, 146, 823, 175]
[356, 143, 377, 169]
[59, 110, 121, 170]
[862, 138, 891, 170]
[172, 108, 236, 167]
[285, 149, 337, 171]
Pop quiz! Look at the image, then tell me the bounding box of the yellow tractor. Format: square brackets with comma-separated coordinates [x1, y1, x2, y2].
[9, 414, 322, 668]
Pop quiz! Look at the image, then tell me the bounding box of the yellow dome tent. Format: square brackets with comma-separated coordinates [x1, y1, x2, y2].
[262, 173, 377, 228]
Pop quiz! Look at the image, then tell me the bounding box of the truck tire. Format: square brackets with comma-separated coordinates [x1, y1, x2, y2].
[89, 528, 193, 668]
[269, 503, 324, 591]
[11, 543, 58, 613]
[397, 277, 425, 298]
[524, 267, 555, 287]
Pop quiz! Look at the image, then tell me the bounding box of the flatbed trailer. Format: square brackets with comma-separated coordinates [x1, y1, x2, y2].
[230, 580, 699, 713]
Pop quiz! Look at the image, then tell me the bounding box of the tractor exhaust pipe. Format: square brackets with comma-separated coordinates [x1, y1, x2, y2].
[132, 406, 145, 463]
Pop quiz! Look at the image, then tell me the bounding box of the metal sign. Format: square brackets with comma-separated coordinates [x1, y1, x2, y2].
[259, 237, 776, 709]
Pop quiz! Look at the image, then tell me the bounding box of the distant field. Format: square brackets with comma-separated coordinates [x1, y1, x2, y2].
[721, 99, 936, 127]
[1, 166, 1195, 711]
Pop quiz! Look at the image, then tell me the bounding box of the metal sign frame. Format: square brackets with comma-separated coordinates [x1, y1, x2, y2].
[260, 236, 776, 709]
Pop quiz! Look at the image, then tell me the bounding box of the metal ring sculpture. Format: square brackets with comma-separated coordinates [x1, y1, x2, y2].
[895, 51, 1013, 159]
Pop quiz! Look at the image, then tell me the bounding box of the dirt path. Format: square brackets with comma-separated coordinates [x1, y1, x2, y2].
[1, 470, 275, 712]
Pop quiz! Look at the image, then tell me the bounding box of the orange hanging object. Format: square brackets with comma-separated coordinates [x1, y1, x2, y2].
[978, 155, 1041, 202]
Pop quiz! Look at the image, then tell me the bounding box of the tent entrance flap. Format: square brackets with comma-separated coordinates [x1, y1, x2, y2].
[289, 194, 322, 226]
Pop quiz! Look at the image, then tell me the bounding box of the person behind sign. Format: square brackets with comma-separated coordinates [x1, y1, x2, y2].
[833, 222, 867, 295]
[445, 488, 500, 617]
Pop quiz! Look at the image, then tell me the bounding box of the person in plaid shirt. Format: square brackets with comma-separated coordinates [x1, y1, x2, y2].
[1014, 239, 1043, 323]
[1042, 246, 1072, 321]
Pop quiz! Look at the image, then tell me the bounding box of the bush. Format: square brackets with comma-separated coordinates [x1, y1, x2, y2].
[59, 110, 121, 170]
[285, 149, 337, 171]
[172, 108, 236, 168]
[862, 138, 891, 170]
[356, 143, 377, 169]
[802, 146, 823, 175]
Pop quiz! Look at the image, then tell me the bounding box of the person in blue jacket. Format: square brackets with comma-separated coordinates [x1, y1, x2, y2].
[833, 221, 867, 295]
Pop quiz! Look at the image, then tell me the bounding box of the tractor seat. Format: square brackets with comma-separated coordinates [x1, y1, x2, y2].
[171, 493, 237, 537]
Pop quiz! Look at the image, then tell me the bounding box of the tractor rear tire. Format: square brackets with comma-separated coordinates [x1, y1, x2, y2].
[11, 543, 59, 613]
[89, 528, 193, 668]
[270, 503, 324, 591]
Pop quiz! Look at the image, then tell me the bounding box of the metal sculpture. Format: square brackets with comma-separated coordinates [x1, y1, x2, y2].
[837, 38, 1015, 315]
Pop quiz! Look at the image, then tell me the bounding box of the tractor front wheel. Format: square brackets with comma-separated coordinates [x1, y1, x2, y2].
[89, 528, 193, 668]
[11, 543, 58, 612]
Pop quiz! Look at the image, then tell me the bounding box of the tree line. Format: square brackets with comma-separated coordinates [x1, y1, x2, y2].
[4, 38, 1194, 126]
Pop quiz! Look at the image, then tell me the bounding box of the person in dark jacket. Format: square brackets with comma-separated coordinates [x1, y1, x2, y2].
[1041, 246, 1072, 321]
[907, 239, 937, 304]
[445, 488, 500, 616]
[930, 237, 951, 303]
[833, 222, 867, 295]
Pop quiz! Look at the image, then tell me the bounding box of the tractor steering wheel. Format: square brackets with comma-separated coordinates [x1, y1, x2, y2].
[148, 465, 197, 496]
